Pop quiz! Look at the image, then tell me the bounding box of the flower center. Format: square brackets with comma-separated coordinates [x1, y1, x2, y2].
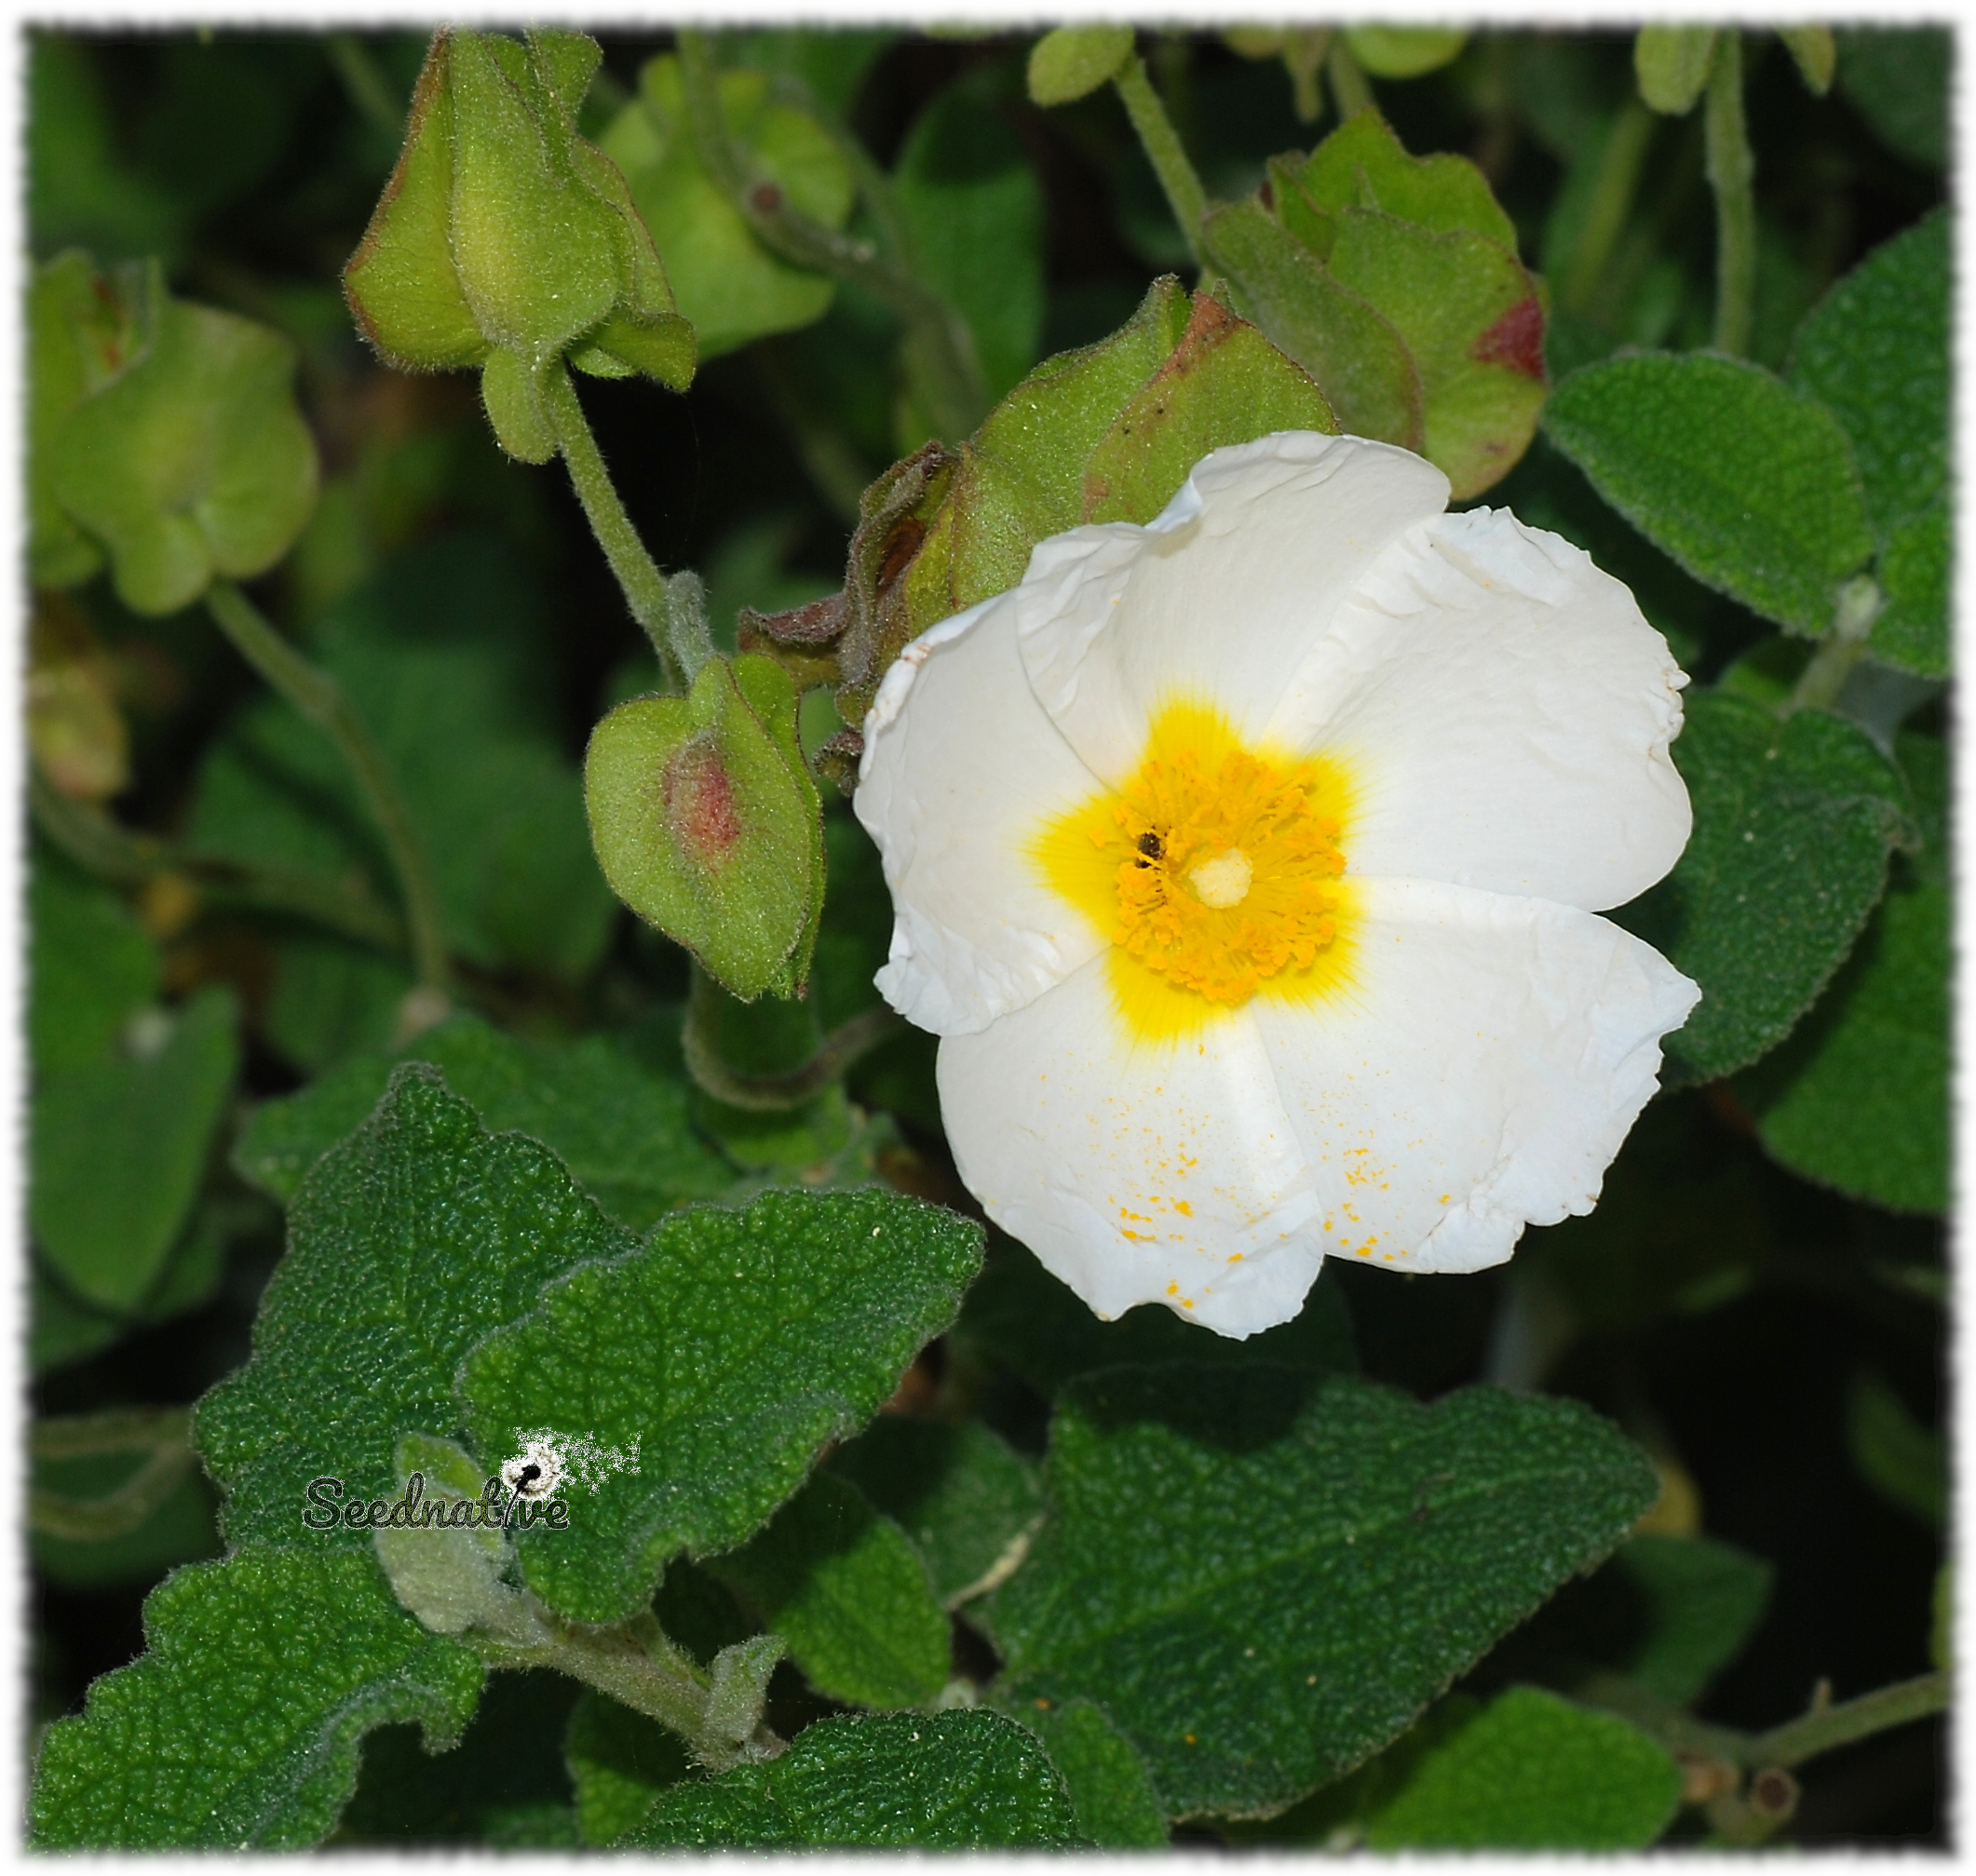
[1104, 736, 1347, 1005]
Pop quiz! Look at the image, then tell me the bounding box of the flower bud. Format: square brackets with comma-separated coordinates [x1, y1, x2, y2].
[585, 655, 823, 1001]
[344, 28, 696, 459]
[34, 254, 319, 615]
[1026, 27, 1134, 106]
[30, 594, 129, 802]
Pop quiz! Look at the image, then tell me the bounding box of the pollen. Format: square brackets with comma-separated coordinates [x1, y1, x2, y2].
[1106, 719, 1347, 1004]
[1035, 699, 1359, 1039]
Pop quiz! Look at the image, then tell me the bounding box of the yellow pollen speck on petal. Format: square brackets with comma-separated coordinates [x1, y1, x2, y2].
[1033, 699, 1360, 1041]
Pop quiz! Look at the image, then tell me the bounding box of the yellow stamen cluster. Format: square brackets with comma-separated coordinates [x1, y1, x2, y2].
[1098, 741, 1346, 1004]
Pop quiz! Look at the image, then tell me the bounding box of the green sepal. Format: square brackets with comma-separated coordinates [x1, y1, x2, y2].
[1027, 26, 1135, 105]
[343, 35, 489, 371]
[1082, 290, 1336, 522]
[584, 653, 823, 1003]
[1633, 26, 1718, 115]
[345, 30, 696, 401]
[44, 283, 319, 616]
[1204, 199, 1422, 447]
[480, 347, 558, 464]
[1205, 111, 1543, 499]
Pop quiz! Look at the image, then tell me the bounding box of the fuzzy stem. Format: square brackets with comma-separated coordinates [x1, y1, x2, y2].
[540, 361, 680, 682]
[1325, 36, 1377, 121]
[1705, 30, 1756, 356]
[1785, 574, 1884, 715]
[206, 580, 448, 994]
[30, 769, 405, 954]
[684, 965, 902, 1112]
[1112, 52, 1208, 267]
[1561, 98, 1657, 316]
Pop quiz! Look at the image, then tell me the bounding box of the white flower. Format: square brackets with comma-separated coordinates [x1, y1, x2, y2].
[854, 432, 1699, 1339]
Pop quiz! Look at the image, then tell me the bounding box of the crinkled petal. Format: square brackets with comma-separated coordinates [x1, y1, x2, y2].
[856, 590, 1109, 1037]
[1017, 432, 1450, 783]
[936, 954, 1328, 1336]
[1252, 877, 1700, 1276]
[1268, 506, 1692, 911]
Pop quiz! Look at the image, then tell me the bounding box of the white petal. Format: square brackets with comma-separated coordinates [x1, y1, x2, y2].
[1016, 432, 1451, 782]
[936, 954, 1328, 1337]
[1271, 507, 1692, 911]
[855, 591, 1109, 1037]
[1253, 877, 1700, 1276]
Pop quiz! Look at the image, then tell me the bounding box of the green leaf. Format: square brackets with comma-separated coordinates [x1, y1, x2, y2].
[1543, 350, 1874, 637]
[235, 1010, 733, 1230]
[828, 1414, 1045, 1606]
[32, 985, 238, 1312]
[710, 1470, 951, 1707]
[1612, 1533, 1774, 1706]
[30, 1546, 482, 1849]
[1779, 26, 1836, 96]
[1788, 210, 1948, 676]
[30, 849, 159, 1079]
[1835, 29, 1948, 169]
[1082, 292, 1335, 523]
[342, 1670, 579, 1844]
[33, 1197, 235, 1375]
[983, 1366, 1658, 1819]
[1845, 1370, 1943, 1529]
[894, 72, 1046, 404]
[565, 1690, 694, 1844]
[1362, 1686, 1680, 1849]
[196, 1063, 636, 1552]
[1027, 26, 1134, 105]
[460, 1187, 983, 1623]
[1616, 690, 1914, 1082]
[1633, 26, 1717, 115]
[263, 932, 413, 1076]
[188, 533, 616, 985]
[954, 1235, 1355, 1399]
[626, 1709, 1084, 1847]
[48, 289, 318, 615]
[1018, 1697, 1169, 1846]
[602, 56, 854, 359]
[1738, 730, 1948, 1211]
[1874, 495, 1950, 678]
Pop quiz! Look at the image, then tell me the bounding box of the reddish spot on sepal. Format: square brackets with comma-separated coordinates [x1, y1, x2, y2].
[664, 736, 744, 868]
[1472, 296, 1546, 380]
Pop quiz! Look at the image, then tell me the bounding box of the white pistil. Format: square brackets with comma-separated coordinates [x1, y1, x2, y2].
[1188, 846, 1253, 909]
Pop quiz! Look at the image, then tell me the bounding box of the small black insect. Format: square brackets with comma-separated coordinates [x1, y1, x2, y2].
[1135, 829, 1165, 865]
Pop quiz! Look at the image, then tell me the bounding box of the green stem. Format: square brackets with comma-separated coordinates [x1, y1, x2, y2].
[1785, 574, 1883, 715]
[206, 581, 448, 993]
[30, 769, 405, 953]
[326, 33, 405, 138]
[1580, 1665, 1949, 1773]
[1561, 98, 1657, 317]
[675, 31, 986, 441]
[540, 361, 678, 676]
[1112, 52, 1208, 268]
[1704, 29, 1755, 355]
[32, 1408, 197, 1542]
[1753, 1669, 1950, 1769]
[1325, 36, 1377, 121]
[684, 966, 902, 1112]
